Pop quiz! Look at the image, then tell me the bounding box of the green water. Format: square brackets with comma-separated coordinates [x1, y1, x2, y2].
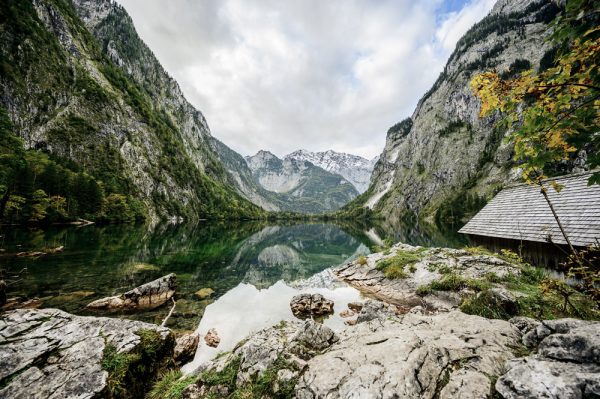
[0, 220, 466, 330]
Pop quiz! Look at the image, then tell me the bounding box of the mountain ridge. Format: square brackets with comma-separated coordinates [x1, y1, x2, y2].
[353, 0, 563, 224]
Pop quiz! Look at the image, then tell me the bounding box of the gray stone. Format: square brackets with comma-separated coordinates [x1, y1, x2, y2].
[522, 318, 594, 348]
[538, 323, 600, 364]
[0, 308, 173, 398]
[87, 273, 177, 311]
[496, 357, 600, 399]
[355, 300, 392, 323]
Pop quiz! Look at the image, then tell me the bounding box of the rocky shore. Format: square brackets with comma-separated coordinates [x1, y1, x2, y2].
[1, 243, 598, 398]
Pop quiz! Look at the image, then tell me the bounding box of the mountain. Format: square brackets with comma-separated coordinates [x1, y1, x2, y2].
[0, 0, 268, 223]
[286, 149, 377, 193]
[245, 150, 359, 213]
[354, 0, 563, 224]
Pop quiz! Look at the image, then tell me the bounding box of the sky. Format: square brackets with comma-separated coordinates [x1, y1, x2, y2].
[116, 0, 496, 159]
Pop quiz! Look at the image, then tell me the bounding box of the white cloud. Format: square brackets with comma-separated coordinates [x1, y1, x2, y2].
[116, 0, 495, 159]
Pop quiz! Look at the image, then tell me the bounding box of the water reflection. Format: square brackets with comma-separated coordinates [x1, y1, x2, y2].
[1, 218, 465, 330]
[181, 281, 363, 373]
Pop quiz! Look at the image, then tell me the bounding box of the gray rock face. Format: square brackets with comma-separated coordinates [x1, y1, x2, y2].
[498, 319, 600, 399]
[362, 0, 562, 222]
[295, 310, 520, 399]
[86, 273, 176, 310]
[187, 320, 338, 396]
[290, 293, 335, 319]
[244, 150, 359, 213]
[0, 308, 173, 398]
[285, 149, 378, 193]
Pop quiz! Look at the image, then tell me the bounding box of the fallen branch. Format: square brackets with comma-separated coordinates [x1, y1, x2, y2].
[160, 297, 176, 327]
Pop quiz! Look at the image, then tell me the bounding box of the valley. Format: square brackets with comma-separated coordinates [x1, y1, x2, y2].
[0, 0, 598, 398]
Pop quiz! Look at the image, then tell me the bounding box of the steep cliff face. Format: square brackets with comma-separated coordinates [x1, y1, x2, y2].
[362, 0, 562, 224]
[286, 149, 377, 193]
[0, 0, 263, 222]
[245, 150, 359, 213]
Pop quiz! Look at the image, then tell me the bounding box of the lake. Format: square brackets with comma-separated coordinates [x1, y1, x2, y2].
[0, 220, 466, 338]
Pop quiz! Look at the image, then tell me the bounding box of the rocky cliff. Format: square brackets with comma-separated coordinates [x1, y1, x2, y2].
[286, 149, 378, 194]
[360, 0, 562, 224]
[245, 150, 359, 213]
[0, 0, 265, 222]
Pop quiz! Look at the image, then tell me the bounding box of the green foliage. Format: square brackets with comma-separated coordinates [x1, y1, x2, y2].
[471, 0, 600, 185]
[200, 354, 299, 399]
[564, 245, 600, 303]
[387, 118, 413, 140]
[148, 370, 196, 399]
[200, 356, 241, 394]
[376, 249, 424, 279]
[101, 328, 173, 398]
[356, 255, 368, 266]
[428, 273, 491, 292]
[435, 192, 488, 225]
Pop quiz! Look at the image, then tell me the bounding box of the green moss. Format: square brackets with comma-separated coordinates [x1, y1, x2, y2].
[200, 356, 241, 393]
[199, 354, 299, 399]
[376, 249, 424, 279]
[147, 370, 196, 399]
[356, 255, 368, 266]
[428, 274, 491, 292]
[101, 329, 174, 398]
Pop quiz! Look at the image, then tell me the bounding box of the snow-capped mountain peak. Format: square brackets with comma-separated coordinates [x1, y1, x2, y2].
[284, 149, 376, 193]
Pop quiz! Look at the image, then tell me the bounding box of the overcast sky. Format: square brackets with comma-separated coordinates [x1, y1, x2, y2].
[116, 0, 495, 159]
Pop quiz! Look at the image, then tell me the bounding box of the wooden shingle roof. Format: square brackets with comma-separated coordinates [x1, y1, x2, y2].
[459, 172, 600, 247]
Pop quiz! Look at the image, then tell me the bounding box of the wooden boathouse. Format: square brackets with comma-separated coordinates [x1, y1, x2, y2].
[459, 172, 600, 267]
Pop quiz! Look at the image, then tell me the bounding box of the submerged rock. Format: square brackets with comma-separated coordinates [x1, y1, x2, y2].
[86, 273, 176, 311]
[194, 287, 214, 300]
[0, 308, 173, 398]
[204, 328, 221, 348]
[290, 293, 334, 319]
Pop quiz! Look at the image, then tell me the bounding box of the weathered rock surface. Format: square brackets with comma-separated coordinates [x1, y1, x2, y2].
[185, 320, 338, 397]
[174, 332, 200, 366]
[295, 310, 520, 398]
[335, 243, 520, 310]
[497, 357, 600, 399]
[86, 273, 176, 310]
[204, 328, 221, 348]
[497, 318, 600, 398]
[0, 308, 173, 399]
[290, 293, 334, 319]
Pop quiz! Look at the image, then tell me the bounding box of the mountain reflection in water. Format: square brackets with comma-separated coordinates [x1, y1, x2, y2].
[1, 219, 465, 330]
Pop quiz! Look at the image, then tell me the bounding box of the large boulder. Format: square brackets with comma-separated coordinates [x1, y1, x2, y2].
[497, 319, 600, 398]
[290, 293, 334, 319]
[87, 273, 176, 311]
[0, 308, 174, 398]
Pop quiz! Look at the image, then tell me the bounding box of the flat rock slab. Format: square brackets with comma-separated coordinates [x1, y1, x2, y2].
[295, 310, 520, 399]
[87, 273, 176, 310]
[0, 308, 172, 399]
[334, 243, 520, 310]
